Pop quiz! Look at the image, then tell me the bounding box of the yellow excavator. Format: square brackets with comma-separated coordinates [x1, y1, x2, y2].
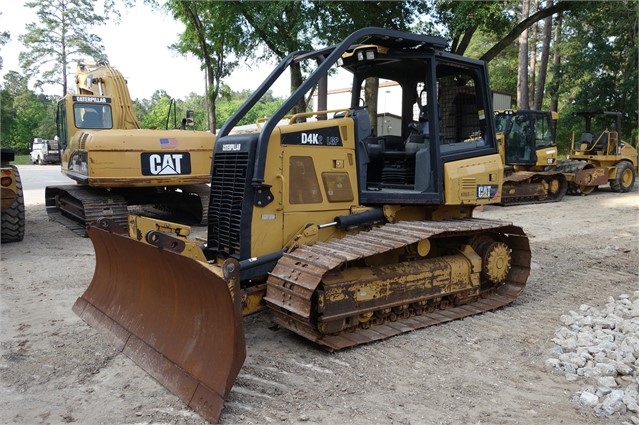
[46, 62, 215, 235]
[549, 111, 637, 194]
[72, 28, 531, 423]
[494, 109, 567, 205]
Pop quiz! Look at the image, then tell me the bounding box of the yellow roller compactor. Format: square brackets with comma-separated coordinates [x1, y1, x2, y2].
[46, 62, 214, 235]
[73, 28, 531, 423]
[549, 111, 637, 195]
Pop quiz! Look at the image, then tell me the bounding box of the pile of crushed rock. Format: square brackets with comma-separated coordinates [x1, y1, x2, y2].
[545, 291, 639, 423]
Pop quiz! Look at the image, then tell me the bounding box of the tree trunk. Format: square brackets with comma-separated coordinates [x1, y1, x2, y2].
[517, 0, 530, 109]
[365, 78, 379, 134]
[290, 62, 306, 116]
[528, 0, 538, 109]
[534, 0, 553, 110]
[549, 12, 563, 113]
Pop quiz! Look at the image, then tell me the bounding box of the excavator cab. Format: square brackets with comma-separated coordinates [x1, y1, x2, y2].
[74, 28, 531, 424]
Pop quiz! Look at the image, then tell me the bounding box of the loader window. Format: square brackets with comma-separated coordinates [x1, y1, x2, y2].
[322, 172, 354, 202]
[289, 156, 323, 204]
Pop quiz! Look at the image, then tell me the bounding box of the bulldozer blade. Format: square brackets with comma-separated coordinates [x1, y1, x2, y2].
[73, 225, 245, 424]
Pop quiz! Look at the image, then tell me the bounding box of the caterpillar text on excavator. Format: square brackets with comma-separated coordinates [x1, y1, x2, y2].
[495, 109, 568, 205]
[72, 28, 531, 423]
[46, 62, 215, 236]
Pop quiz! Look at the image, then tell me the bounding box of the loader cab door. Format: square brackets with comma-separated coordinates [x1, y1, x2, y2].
[356, 71, 442, 205]
[55, 99, 69, 151]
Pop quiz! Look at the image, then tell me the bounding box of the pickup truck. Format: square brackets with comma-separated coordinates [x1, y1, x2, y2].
[30, 137, 61, 165]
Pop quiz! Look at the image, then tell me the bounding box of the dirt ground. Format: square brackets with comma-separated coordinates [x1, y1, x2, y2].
[1, 182, 637, 425]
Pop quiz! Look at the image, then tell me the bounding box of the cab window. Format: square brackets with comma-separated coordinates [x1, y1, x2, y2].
[74, 104, 113, 129]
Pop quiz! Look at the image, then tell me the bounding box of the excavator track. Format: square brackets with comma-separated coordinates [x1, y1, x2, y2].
[500, 171, 568, 205]
[46, 185, 128, 236]
[265, 218, 530, 351]
[46, 184, 211, 236]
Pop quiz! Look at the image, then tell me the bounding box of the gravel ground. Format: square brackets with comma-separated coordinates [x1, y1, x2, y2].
[1, 180, 638, 425]
[545, 291, 639, 419]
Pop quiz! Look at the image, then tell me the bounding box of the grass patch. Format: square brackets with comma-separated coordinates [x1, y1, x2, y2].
[12, 155, 32, 165]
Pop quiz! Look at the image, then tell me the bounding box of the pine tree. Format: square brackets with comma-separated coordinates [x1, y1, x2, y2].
[19, 0, 110, 97]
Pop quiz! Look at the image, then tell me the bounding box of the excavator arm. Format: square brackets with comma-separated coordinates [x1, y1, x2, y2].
[75, 62, 140, 130]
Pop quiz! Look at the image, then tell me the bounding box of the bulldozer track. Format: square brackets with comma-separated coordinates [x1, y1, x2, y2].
[265, 218, 530, 351]
[500, 171, 568, 205]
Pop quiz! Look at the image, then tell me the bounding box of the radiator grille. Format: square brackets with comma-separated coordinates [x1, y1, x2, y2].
[208, 152, 248, 256]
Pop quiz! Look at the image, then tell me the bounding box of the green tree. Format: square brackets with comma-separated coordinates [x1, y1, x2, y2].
[139, 90, 174, 130]
[215, 89, 284, 127]
[555, 1, 638, 147]
[166, 0, 251, 132]
[1, 71, 56, 151]
[0, 11, 9, 71]
[19, 0, 117, 97]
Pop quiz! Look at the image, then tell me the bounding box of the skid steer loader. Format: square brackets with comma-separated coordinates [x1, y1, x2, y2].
[72, 28, 531, 423]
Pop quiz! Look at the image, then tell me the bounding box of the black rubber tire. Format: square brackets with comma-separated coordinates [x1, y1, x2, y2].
[1, 165, 25, 243]
[610, 161, 636, 193]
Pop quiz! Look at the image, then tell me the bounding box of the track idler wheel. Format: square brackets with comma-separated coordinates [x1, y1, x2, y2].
[471, 235, 512, 285]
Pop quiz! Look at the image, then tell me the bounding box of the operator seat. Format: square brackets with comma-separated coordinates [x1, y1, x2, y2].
[82, 111, 101, 128]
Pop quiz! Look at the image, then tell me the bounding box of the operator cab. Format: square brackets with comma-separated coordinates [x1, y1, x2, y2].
[340, 40, 498, 204]
[496, 109, 557, 165]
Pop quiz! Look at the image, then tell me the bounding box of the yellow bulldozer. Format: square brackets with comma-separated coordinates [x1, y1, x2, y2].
[494, 109, 567, 205]
[549, 111, 637, 194]
[46, 62, 215, 235]
[72, 28, 531, 423]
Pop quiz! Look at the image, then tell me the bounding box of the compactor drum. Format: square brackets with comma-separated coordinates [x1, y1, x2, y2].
[73, 28, 532, 423]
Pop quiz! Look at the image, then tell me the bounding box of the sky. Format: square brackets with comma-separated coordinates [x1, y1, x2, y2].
[0, 0, 292, 99]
